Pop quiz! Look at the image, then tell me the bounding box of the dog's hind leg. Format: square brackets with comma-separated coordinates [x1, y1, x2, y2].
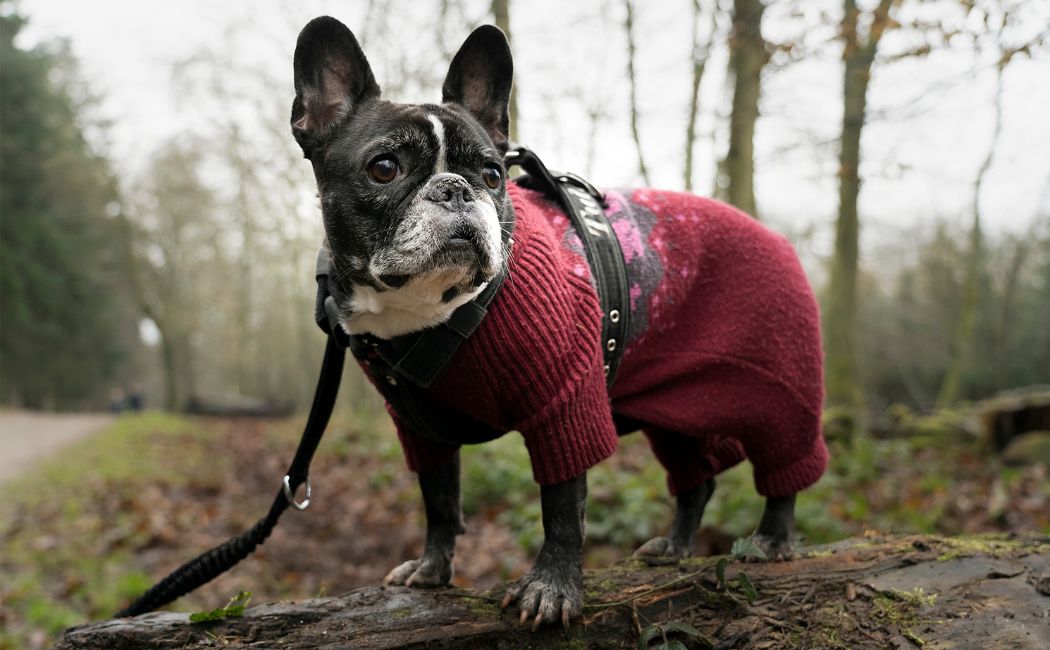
[633, 426, 730, 561]
[384, 452, 464, 587]
[634, 478, 715, 560]
[745, 493, 796, 561]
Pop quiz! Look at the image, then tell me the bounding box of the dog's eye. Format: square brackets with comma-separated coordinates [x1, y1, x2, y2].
[482, 164, 502, 190]
[367, 157, 399, 184]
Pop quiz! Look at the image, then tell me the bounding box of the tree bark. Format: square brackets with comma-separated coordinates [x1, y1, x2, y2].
[823, 0, 893, 412]
[719, 0, 765, 218]
[490, 0, 519, 144]
[57, 534, 1050, 649]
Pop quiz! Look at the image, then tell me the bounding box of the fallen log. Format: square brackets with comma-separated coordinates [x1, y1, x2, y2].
[184, 394, 295, 418]
[57, 533, 1050, 649]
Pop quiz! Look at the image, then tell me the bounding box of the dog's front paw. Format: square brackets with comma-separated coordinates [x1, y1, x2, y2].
[633, 536, 688, 564]
[501, 565, 582, 629]
[383, 557, 452, 588]
[744, 533, 794, 562]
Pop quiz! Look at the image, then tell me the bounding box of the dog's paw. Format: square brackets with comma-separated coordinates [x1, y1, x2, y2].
[500, 566, 582, 630]
[633, 536, 687, 564]
[383, 558, 451, 588]
[744, 533, 794, 562]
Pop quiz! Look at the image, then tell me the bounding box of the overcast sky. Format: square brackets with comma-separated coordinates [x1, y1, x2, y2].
[15, 0, 1050, 261]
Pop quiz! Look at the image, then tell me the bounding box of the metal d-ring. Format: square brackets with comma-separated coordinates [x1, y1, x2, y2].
[283, 475, 312, 511]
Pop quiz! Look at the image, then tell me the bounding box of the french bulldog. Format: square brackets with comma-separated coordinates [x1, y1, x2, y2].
[293, 16, 828, 629]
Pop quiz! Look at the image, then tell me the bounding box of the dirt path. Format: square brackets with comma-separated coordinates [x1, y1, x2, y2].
[0, 410, 114, 483]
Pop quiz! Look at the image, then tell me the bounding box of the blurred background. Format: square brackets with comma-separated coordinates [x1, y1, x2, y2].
[1, 0, 1048, 647]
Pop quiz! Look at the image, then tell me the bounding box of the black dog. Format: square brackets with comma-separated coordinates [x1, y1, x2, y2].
[293, 17, 827, 628]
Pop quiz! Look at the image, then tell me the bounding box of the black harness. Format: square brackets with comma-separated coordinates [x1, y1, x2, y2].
[115, 145, 628, 617]
[348, 145, 630, 446]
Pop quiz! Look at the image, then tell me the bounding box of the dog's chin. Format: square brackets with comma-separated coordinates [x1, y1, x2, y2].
[342, 261, 494, 339]
[386, 240, 498, 290]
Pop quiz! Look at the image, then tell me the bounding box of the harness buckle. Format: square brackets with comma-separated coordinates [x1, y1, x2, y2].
[282, 475, 312, 511]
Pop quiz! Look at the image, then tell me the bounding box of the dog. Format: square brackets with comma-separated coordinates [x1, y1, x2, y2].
[292, 16, 828, 628]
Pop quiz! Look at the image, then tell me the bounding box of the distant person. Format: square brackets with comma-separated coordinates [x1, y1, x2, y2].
[109, 387, 126, 413]
[126, 383, 145, 412]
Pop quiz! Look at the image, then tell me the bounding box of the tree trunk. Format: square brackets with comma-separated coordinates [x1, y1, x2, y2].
[938, 62, 1005, 404]
[995, 240, 1029, 387]
[719, 0, 765, 218]
[823, 0, 892, 412]
[623, 0, 651, 185]
[56, 534, 1050, 649]
[823, 47, 867, 411]
[157, 325, 180, 411]
[490, 0, 518, 144]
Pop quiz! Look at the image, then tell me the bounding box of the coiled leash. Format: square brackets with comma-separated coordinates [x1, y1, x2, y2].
[115, 331, 346, 617]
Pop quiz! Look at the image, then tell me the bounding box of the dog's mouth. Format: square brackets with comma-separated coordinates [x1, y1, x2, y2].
[443, 224, 479, 254]
[375, 226, 494, 291]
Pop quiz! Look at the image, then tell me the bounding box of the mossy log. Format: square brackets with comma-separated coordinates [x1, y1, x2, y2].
[56, 534, 1050, 649]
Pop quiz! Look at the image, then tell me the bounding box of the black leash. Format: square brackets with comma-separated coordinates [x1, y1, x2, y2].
[115, 333, 346, 617]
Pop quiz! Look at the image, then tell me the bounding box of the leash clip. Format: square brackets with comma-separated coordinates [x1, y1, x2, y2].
[282, 475, 312, 511]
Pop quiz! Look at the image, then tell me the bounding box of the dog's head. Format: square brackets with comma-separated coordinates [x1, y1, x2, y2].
[292, 17, 515, 339]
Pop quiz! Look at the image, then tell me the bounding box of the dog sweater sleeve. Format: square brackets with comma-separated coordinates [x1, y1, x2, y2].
[470, 188, 619, 485]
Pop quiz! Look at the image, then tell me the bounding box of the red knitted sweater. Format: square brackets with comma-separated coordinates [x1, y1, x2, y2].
[378, 182, 828, 498]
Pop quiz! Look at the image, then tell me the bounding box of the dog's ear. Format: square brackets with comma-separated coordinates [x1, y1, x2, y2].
[291, 16, 380, 158]
[442, 25, 513, 147]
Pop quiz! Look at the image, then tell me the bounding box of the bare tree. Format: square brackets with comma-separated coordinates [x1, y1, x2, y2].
[623, 0, 651, 185]
[124, 141, 222, 410]
[823, 0, 894, 411]
[936, 63, 1002, 404]
[717, 0, 765, 217]
[938, 2, 1043, 403]
[684, 0, 717, 192]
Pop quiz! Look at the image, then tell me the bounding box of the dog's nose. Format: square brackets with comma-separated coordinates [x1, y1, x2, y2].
[425, 174, 474, 211]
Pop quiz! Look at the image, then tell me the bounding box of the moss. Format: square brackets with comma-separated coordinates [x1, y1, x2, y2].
[873, 586, 939, 645]
[908, 409, 975, 443]
[893, 587, 938, 608]
[595, 578, 618, 592]
[552, 630, 588, 650]
[678, 556, 720, 570]
[933, 533, 1040, 560]
[388, 606, 415, 620]
[873, 594, 918, 627]
[462, 597, 501, 619]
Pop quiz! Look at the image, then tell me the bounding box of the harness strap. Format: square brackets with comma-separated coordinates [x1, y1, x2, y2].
[347, 274, 507, 447]
[352, 271, 505, 389]
[507, 146, 631, 384]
